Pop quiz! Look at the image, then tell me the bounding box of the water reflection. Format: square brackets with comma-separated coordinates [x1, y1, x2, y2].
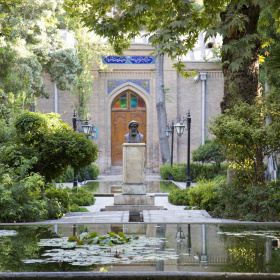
[85, 181, 179, 194]
[0, 224, 280, 273]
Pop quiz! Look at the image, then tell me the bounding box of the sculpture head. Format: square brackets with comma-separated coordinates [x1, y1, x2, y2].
[124, 120, 143, 143]
[128, 120, 139, 136]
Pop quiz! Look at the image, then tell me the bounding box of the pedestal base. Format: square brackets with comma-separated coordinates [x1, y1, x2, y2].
[104, 205, 165, 212]
[122, 184, 146, 195]
[114, 194, 154, 205]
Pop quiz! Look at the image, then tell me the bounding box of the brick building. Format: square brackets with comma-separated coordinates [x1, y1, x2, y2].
[37, 34, 224, 174]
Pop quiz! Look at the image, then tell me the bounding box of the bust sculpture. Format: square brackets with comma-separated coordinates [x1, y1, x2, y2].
[125, 120, 144, 143]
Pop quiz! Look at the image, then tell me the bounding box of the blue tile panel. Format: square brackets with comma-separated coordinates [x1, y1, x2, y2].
[102, 56, 155, 64]
[107, 79, 150, 96]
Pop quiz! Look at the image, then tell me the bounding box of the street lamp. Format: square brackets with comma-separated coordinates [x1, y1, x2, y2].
[81, 118, 91, 135]
[166, 116, 189, 182]
[174, 121, 185, 136]
[91, 126, 97, 138]
[72, 110, 92, 188]
[186, 110, 191, 188]
[165, 122, 174, 180]
[167, 111, 191, 187]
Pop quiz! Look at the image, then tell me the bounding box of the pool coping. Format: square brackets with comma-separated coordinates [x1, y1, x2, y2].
[0, 271, 280, 279]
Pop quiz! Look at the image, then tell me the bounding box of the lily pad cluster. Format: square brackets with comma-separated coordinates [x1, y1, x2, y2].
[68, 231, 133, 246]
[217, 230, 280, 239]
[0, 230, 18, 237]
[23, 232, 178, 266]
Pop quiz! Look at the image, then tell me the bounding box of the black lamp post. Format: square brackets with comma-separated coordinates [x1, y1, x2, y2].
[186, 110, 191, 188]
[166, 111, 191, 187]
[72, 110, 93, 188]
[166, 119, 186, 181]
[165, 121, 174, 180]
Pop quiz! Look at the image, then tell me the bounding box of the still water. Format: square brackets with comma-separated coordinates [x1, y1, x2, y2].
[84, 181, 179, 195]
[0, 223, 279, 273]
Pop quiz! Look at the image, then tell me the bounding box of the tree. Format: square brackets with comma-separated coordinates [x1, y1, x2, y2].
[192, 138, 226, 173]
[63, 18, 113, 118]
[209, 96, 280, 186]
[63, 0, 280, 167]
[0, 0, 83, 115]
[0, 111, 98, 194]
[63, 0, 204, 165]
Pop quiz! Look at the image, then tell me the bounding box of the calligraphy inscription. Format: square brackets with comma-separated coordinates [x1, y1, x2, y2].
[102, 56, 155, 64]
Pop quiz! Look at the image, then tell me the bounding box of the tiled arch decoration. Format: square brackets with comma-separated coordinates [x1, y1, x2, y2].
[107, 79, 150, 96]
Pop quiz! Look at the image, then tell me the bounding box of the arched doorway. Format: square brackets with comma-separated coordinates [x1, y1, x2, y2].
[111, 90, 146, 165]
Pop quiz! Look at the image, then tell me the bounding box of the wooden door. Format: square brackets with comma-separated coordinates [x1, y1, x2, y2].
[111, 90, 146, 166]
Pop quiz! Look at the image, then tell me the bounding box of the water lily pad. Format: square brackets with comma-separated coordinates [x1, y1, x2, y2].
[23, 235, 178, 267]
[0, 230, 18, 237]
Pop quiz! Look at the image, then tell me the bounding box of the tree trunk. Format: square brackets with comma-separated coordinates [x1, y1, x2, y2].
[156, 50, 170, 165]
[221, 1, 261, 113]
[221, 2, 264, 184]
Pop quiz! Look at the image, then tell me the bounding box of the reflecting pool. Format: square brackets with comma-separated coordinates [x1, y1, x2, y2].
[0, 223, 280, 273]
[84, 181, 179, 195]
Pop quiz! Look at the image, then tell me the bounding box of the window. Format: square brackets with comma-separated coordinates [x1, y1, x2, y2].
[113, 91, 145, 110]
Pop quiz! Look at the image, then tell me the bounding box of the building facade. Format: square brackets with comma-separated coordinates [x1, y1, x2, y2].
[37, 37, 224, 174]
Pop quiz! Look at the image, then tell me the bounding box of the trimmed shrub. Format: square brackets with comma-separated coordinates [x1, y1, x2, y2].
[45, 185, 70, 212]
[88, 164, 100, 180]
[68, 186, 95, 206]
[160, 163, 227, 182]
[70, 204, 89, 212]
[188, 177, 226, 212]
[168, 188, 190, 205]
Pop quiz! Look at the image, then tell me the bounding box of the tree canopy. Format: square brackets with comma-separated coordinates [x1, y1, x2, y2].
[192, 138, 226, 172]
[0, 112, 99, 184]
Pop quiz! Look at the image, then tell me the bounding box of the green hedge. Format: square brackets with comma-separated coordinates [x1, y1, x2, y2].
[55, 164, 100, 183]
[67, 186, 96, 206]
[160, 162, 227, 182]
[188, 177, 226, 211]
[168, 188, 190, 205]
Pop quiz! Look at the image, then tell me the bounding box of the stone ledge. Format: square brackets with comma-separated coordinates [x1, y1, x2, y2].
[0, 271, 279, 279]
[104, 205, 164, 212]
[114, 194, 154, 205]
[122, 183, 147, 195]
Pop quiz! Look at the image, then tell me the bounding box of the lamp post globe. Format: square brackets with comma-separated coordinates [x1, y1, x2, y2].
[82, 118, 91, 135]
[174, 122, 185, 136]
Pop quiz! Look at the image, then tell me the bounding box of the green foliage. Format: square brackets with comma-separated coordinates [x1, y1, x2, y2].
[209, 97, 280, 186]
[64, 20, 112, 118]
[0, 225, 64, 272]
[192, 138, 226, 172]
[64, 0, 205, 78]
[2, 111, 99, 183]
[0, 173, 67, 222]
[45, 185, 70, 212]
[70, 204, 89, 212]
[160, 162, 227, 182]
[63, 0, 280, 79]
[159, 181, 180, 193]
[216, 179, 280, 222]
[55, 164, 100, 182]
[68, 186, 95, 206]
[188, 177, 226, 212]
[0, 0, 85, 113]
[55, 165, 74, 183]
[68, 231, 133, 246]
[168, 188, 190, 206]
[88, 164, 100, 180]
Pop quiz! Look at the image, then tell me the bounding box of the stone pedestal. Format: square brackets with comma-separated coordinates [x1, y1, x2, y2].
[122, 143, 146, 194]
[105, 143, 164, 213]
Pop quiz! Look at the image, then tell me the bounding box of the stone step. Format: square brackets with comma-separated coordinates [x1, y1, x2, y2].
[107, 166, 123, 175]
